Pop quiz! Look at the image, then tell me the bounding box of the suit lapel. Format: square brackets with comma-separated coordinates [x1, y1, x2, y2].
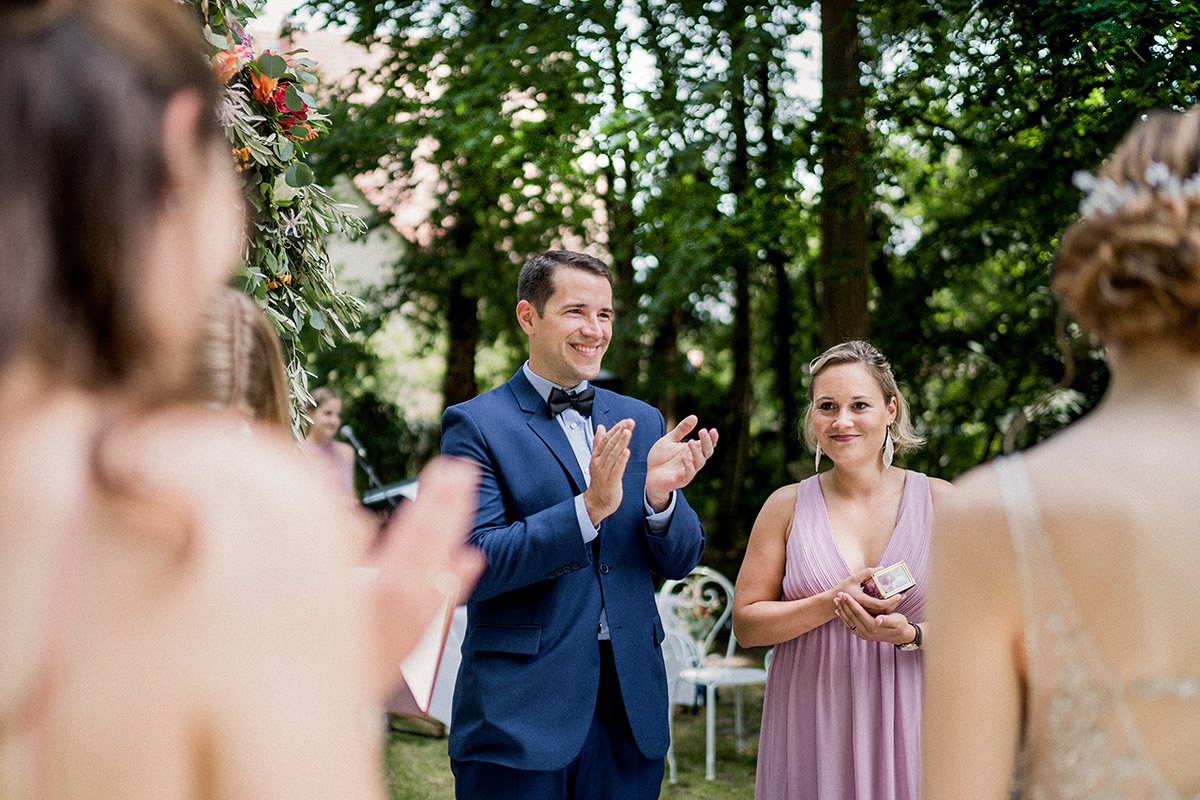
[509, 371, 588, 494]
[590, 388, 617, 436]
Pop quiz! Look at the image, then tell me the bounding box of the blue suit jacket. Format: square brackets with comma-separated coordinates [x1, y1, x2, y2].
[440, 369, 706, 770]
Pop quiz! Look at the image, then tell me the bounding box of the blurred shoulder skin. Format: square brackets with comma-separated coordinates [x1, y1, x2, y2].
[936, 463, 1016, 587]
[109, 406, 366, 563]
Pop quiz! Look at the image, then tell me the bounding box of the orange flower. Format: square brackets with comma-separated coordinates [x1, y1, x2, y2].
[232, 146, 253, 172]
[250, 69, 279, 105]
[211, 45, 251, 85]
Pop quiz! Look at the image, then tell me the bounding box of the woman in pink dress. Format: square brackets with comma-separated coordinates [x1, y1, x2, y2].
[734, 340, 952, 800]
[304, 387, 356, 495]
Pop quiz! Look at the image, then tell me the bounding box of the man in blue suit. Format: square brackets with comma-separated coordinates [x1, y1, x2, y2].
[441, 250, 718, 799]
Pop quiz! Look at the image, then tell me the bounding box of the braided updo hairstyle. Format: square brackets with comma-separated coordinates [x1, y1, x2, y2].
[193, 288, 292, 428]
[1055, 109, 1200, 349]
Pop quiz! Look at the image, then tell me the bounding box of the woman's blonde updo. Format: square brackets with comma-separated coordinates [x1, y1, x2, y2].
[192, 288, 291, 428]
[1056, 108, 1200, 349]
[801, 340, 925, 456]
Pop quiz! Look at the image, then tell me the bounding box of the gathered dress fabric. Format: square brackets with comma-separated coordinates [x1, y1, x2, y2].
[755, 470, 931, 800]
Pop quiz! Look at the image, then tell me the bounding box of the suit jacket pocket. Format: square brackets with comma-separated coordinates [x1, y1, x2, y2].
[466, 623, 542, 655]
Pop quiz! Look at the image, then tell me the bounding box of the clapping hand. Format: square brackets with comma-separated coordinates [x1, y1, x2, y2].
[645, 415, 718, 512]
[584, 418, 634, 525]
[369, 457, 486, 698]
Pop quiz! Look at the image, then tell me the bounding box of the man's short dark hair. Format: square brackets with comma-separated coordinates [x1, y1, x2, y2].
[518, 250, 614, 315]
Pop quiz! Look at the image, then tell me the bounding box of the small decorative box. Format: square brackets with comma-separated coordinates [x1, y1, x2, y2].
[861, 561, 916, 600]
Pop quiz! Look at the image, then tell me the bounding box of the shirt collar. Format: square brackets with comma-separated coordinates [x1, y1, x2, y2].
[522, 361, 590, 402]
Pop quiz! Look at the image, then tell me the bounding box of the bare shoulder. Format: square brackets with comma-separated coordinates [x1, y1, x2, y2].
[112, 408, 363, 564]
[117, 407, 370, 647]
[754, 482, 799, 531]
[119, 409, 306, 497]
[334, 439, 357, 463]
[935, 463, 1017, 581]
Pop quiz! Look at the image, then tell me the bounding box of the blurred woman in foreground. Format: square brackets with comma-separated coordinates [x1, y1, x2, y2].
[925, 108, 1200, 799]
[0, 1, 479, 796]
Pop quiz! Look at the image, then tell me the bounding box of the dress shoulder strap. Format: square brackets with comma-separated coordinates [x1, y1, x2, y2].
[993, 453, 1056, 666]
[993, 454, 1040, 564]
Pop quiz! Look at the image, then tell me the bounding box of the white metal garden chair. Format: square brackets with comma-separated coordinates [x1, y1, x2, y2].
[657, 566, 767, 780]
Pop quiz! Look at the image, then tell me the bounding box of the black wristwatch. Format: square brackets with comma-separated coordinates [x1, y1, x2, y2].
[896, 622, 922, 651]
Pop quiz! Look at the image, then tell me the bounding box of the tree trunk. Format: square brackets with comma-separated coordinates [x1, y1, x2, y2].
[603, 5, 639, 391]
[649, 307, 681, 427]
[441, 208, 481, 408]
[819, 0, 869, 349]
[715, 64, 754, 552]
[759, 61, 801, 472]
[442, 274, 479, 408]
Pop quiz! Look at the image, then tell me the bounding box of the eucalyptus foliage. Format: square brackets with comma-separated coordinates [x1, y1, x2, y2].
[185, 0, 366, 424]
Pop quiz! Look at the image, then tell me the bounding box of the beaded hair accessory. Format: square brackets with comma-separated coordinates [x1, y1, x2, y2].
[1073, 160, 1200, 219]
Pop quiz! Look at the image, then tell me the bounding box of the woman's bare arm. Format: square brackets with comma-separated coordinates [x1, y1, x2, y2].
[923, 468, 1024, 800]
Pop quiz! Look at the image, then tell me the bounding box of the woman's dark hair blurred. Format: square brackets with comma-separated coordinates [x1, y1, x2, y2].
[0, 0, 221, 391]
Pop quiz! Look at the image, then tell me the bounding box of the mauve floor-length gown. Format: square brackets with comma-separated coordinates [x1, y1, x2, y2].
[755, 470, 932, 800]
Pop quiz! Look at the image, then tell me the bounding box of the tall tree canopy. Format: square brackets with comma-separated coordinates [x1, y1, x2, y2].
[301, 0, 1200, 570]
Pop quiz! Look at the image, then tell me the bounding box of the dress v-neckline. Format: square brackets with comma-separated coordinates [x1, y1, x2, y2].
[814, 470, 911, 577]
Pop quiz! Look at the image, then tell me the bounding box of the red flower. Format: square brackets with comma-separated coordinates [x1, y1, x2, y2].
[271, 86, 309, 128]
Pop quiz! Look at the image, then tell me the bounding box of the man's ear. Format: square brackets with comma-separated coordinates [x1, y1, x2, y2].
[159, 90, 207, 196]
[516, 299, 538, 335]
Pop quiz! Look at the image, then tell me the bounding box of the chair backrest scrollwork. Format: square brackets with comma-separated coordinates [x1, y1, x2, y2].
[657, 566, 740, 664]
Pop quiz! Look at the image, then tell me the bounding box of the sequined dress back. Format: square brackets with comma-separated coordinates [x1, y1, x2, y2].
[996, 454, 1200, 800]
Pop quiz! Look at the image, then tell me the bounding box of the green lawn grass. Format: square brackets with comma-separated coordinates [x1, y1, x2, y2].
[384, 682, 764, 800]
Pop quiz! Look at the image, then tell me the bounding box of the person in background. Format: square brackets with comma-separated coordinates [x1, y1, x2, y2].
[733, 340, 951, 800]
[441, 249, 718, 800]
[304, 386, 357, 495]
[0, 1, 480, 797]
[189, 286, 478, 697]
[924, 109, 1200, 800]
[193, 286, 291, 427]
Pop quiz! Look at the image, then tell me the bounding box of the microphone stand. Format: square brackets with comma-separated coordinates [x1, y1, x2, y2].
[339, 425, 397, 509]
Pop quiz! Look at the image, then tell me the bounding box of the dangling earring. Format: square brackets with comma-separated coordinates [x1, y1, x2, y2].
[882, 426, 895, 470]
[814, 443, 822, 472]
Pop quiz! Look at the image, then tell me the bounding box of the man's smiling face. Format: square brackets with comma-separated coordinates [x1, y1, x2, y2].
[518, 266, 613, 388]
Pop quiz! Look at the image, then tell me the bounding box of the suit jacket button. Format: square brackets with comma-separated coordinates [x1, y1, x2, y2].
[570, 562, 579, 569]
[599, 563, 610, 575]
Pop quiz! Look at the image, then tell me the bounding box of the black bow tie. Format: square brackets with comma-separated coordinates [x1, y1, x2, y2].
[547, 386, 595, 418]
